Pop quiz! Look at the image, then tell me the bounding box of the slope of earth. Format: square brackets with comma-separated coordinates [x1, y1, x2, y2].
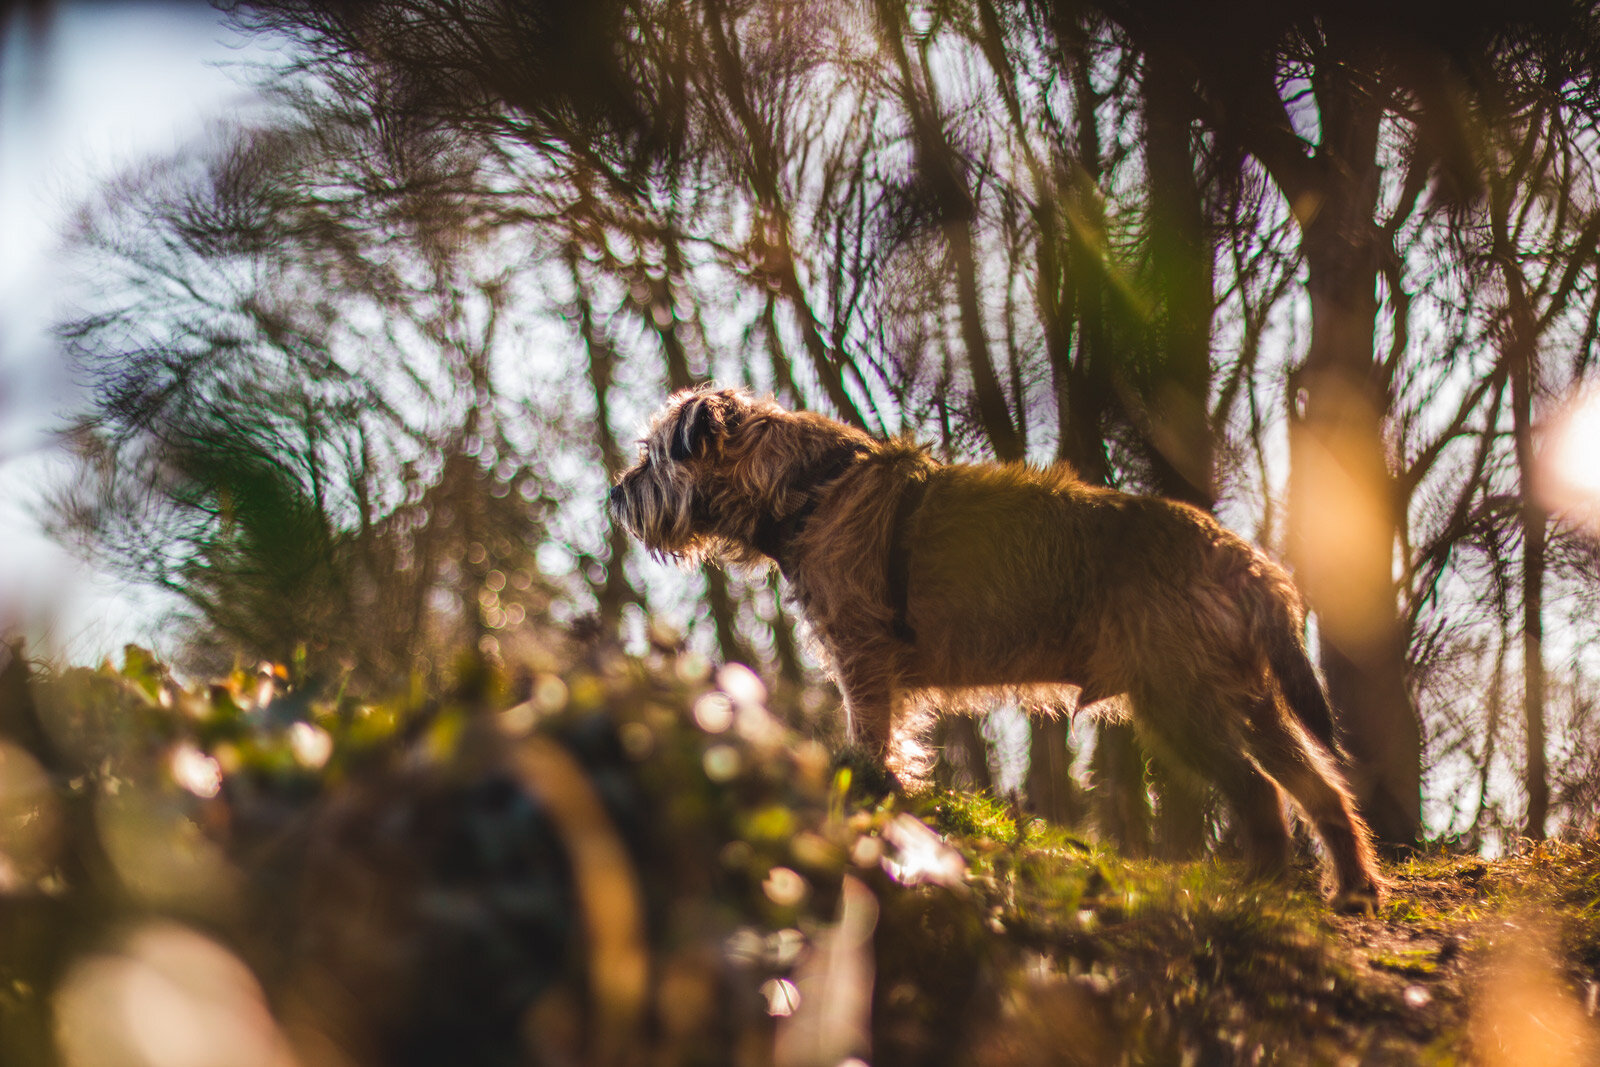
[5, 646, 1599, 1067]
[909, 792, 1600, 1065]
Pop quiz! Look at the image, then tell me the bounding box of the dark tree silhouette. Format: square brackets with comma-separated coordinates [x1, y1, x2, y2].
[53, 0, 1600, 846]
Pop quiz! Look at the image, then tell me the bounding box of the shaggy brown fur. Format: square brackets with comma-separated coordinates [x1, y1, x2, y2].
[610, 386, 1385, 910]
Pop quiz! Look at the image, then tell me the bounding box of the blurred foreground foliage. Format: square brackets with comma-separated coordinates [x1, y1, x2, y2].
[1, 641, 1598, 1066]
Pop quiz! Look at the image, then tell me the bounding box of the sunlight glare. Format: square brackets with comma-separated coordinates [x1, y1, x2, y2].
[762, 866, 808, 908]
[170, 744, 222, 799]
[1470, 928, 1598, 1067]
[716, 663, 767, 708]
[692, 692, 734, 733]
[1541, 385, 1600, 532]
[879, 813, 967, 888]
[54, 924, 297, 1067]
[1548, 388, 1600, 494]
[760, 977, 800, 1017]
[288, 723, 333, 769]
[0, 742, 59, 884]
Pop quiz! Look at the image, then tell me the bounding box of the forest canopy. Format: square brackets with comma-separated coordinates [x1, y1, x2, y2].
[47, 0, 1600, 856]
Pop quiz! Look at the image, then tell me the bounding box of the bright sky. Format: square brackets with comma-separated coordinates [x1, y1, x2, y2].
[0, 1, 277, 661]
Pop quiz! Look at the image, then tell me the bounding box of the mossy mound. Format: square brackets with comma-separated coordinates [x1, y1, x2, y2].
[1, 644, 1597, 1065]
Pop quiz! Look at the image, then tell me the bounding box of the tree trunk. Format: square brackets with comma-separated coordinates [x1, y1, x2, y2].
[1520, 512, 1548, 839]
[1510, 312, 1549, 840]
[938, 716, 993, 793]
[573, 250, 640, 630]
[766, 572, 808, 690]
[1494, 178, 1551, 839]
[1275, 57, 1422, 848]
[1468, 634, 1506, 852]
[948, 219, 1025, 461]
[1137, 47, 1215, 858]
[1026, 717, 1082, 824]
[704, 568, 757, 669]
[1140, 42, 1215, 509]
[1091, 723, 1151, 857]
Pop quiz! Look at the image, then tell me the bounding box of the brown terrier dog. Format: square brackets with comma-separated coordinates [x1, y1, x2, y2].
[610, 386, 1384, 909]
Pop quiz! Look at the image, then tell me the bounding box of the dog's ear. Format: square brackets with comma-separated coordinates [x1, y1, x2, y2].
[669, 391, 737, 461]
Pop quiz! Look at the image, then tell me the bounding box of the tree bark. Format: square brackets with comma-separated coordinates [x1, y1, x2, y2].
[573, 249, 641, 630]
[1026, 717, 1083, 824]
[1492, 160, 1551, 839]
[1137, 45, 1216, 857]
[1140, 42, 1215, 509]
[1091, 722, 1151, 857]
[1509, 293, 1549, 840]
[703, 567, 757, 670]
[1283, 74, 1423, 847]
[938, 716, 993, 793]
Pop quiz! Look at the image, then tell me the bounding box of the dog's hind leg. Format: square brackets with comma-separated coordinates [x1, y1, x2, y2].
[1131, 683, 1291, 881]
[1245, 697, 1385, 911]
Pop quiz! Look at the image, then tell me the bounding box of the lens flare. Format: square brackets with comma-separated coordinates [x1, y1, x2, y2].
[760, 977, 800, 1018]
[54, 924, 297, 1067]
[879, 813, 967, 888]
[287, 723, 332, 769]
[1542, 385, 1600, 529]
[170, 744, 222, 800]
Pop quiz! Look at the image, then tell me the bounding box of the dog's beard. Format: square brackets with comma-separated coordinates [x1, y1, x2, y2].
[611, 468, 767, 569]
[611, 470, 703, 561]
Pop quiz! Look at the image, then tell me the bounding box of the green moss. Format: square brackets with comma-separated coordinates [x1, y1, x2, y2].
[15, 648, 1600, 1066]
[919, 789, 1018, 841]
[1368, 947, 1440, 977]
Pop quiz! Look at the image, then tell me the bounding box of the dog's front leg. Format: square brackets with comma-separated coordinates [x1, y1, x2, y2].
[832, 653, 896, 769]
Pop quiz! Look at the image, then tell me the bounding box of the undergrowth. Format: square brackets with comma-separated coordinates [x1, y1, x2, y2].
[0, 644, 1596, 1065]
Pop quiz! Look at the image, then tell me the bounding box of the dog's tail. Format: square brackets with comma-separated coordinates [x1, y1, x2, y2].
[1268, 623, 1339, 753]
[1256, 579, 1341, 755]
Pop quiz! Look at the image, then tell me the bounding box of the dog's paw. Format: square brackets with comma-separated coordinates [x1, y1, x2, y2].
[1241, 851, 1292, 886]
[831, 746, 902, 801]
[1329, 886, 1382, 916]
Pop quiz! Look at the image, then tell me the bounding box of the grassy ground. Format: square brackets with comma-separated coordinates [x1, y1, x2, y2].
[897, 791, 1600, 1065]
[5, 646, 1600, 1065]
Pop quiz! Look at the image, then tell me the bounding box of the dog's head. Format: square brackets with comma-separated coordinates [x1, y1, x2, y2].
[608, 387, 750, 560]
[609, 386, 871, 564]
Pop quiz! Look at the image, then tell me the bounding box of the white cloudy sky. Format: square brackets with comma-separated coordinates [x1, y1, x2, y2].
[0, 1, 277, 660]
